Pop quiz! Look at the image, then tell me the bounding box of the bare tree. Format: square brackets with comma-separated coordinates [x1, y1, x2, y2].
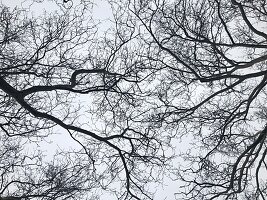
[0, 2, 171, 199]
[109, 0, 267, 199]
[2, 0, 267, 199]
[0, 129, 104, 200]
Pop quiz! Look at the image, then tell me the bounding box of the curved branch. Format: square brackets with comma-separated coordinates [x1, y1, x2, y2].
[231, 0, 267, 40]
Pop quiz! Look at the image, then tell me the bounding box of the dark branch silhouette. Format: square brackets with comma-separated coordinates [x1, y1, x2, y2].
[0, 0, 267, 199]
